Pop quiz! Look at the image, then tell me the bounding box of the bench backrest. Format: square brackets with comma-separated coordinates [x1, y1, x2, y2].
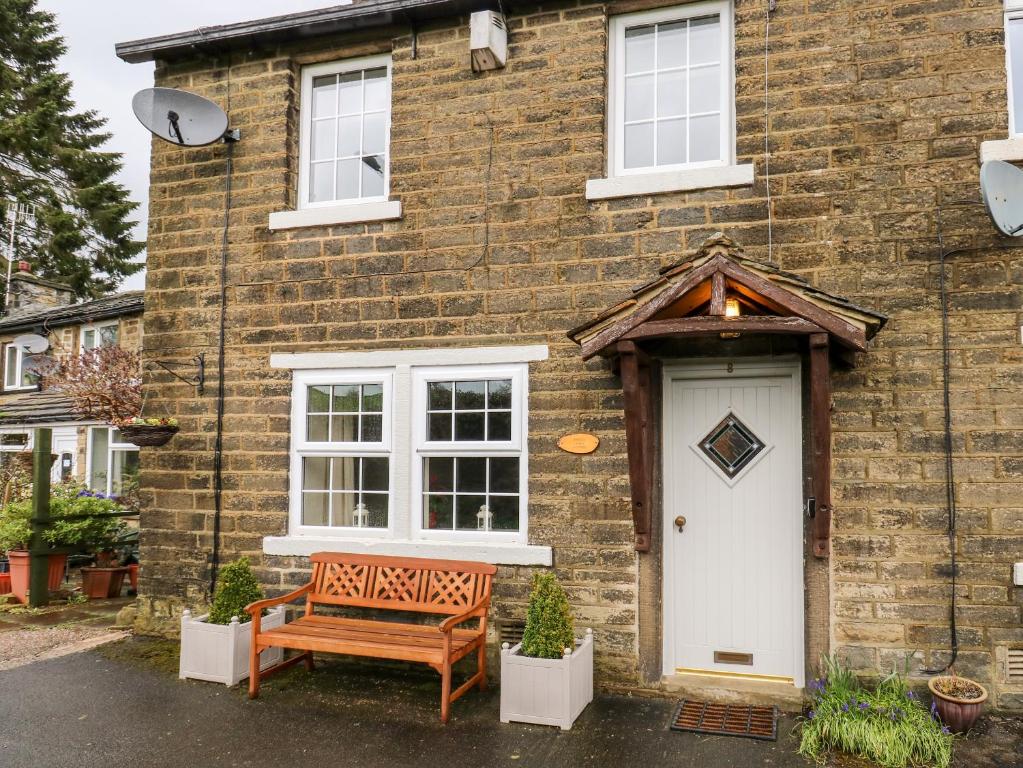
[308, 552, 496, 616]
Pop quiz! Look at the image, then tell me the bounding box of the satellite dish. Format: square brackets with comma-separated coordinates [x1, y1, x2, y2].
[132, 87, 230, 146]
[12, 333, 48, 354]
[980, 160, 1023, 237]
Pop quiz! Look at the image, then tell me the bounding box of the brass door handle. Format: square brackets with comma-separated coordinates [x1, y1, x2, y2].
[674, 515, 687, 532]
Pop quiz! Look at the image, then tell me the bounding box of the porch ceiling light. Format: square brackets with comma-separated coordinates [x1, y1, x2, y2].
[725, 298, 741, 318]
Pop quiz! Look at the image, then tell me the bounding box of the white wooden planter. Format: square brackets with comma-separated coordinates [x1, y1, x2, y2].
[500, 628, 593, 730]
[178, 606, 285, 686]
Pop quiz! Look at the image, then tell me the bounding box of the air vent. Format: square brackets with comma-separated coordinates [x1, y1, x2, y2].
[498, 620, 525, 646]
[1009, 648, 1023, 681]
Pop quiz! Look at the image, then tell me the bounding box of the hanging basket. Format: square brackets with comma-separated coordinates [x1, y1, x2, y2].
[119, 424, 179, 447]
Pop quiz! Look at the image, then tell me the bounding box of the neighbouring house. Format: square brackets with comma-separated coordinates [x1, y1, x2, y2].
[116, 0, 1023, 710]
[0, 263, 144, 495]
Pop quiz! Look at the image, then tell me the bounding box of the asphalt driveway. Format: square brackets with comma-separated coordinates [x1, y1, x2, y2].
[0, 637, 1018, 768]
[0, 637, 807, 768]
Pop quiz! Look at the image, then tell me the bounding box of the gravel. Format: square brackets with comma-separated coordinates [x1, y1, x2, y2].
[0, 625, 124, 671]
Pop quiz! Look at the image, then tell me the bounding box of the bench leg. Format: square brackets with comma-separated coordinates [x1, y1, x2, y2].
[440, 661, 452, 724]
[477, 641, 487, 692]
[303, 651, 315, 672]
[248, 645, 261, 699]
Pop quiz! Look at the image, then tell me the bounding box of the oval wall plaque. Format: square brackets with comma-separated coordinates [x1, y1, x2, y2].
[558, 433, 599, 455]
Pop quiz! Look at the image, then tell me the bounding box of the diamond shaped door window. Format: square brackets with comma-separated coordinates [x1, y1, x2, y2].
[699, 413, 764, 479]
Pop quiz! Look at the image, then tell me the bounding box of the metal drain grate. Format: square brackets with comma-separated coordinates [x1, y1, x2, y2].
[670, 699, 778, 741]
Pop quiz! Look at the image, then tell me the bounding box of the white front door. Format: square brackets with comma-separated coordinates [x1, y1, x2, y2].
[51, 427, 78, 484]
[662, 360, 804, 686]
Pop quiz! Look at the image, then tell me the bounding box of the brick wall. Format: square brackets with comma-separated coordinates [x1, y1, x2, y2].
[136, 0, 1022, 706]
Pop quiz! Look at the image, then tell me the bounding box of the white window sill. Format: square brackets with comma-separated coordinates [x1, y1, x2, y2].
[585, 164, 755, 201]
[262, 535, 553, 566]
[268, 200, 402, 230]
[979, 138, 1023, 163]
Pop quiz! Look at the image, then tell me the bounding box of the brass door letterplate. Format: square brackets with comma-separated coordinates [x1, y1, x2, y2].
[714, 651, 754, 666]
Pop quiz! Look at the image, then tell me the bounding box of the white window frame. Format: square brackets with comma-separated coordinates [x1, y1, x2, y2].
[80, 321, 119, 352]
[608, 1, 735, 179]
[87, 426, 140, 497]
[983, 2, 1023, 160]
[289, 369, 394, 538]
[411, 364, 529, 545]
[297, 54, 393, 211]
[1006, 3, 1023, 137]
[3, 344, 33, 391]
[270, 345, 552, 566]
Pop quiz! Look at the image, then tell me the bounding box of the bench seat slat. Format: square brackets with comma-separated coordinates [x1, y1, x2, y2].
[299, 615, 481, 643]
[273, 617, 478, 650]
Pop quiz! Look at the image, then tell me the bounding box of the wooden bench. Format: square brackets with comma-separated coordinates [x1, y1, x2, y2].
[244, 552, 496, 723]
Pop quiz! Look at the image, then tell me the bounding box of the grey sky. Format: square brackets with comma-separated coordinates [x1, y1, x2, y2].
[38, 1, 349, 292]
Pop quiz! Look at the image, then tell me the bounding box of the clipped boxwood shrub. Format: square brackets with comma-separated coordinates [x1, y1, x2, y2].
[520, 571, 575, 659]
[208, 557, 264, 625]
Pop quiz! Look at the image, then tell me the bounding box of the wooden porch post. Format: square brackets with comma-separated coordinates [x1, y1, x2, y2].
[618, 341, 653, 552]
[28, 428, 52, 607]
[809, 333, 831, 558]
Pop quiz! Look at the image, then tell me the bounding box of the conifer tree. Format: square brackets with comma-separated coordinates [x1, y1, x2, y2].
[0, 0, 143, 300]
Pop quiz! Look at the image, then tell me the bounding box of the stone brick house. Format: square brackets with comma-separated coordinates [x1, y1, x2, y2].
[117, 0, 1022, 709]
[0, 264, 144, 493]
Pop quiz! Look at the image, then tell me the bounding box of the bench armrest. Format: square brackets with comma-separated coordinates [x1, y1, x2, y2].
[244, 582, 314, 622]
[438, 596, 490, 634]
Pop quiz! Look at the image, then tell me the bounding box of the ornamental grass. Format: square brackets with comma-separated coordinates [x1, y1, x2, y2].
[799, 657, 953, 768]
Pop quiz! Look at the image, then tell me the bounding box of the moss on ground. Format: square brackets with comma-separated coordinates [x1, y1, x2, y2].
[97, 635, 181, 676]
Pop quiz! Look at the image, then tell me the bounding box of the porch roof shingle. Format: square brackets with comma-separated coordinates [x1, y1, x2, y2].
[0, 390, 87, 427]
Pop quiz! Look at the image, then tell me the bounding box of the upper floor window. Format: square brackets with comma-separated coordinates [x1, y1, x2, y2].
[1007, 3, 1023, 135]
[609, 2, 733, 177]
[3, 344, 33, 391]
[81, 322, 118, 352]
[299, 55, 392, 209]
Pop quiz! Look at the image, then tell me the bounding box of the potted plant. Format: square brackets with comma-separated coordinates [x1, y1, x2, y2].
[500, 571, 593, 730]
[178, 557, 284, 686]
[41, 346, 178, 447]
[1, 484, 125, 603]
[928, 673, 988, 733]
[118, 417, 179, 447]
[0, 555, 11, 595]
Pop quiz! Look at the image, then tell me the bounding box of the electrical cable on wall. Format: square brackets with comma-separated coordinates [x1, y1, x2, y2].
[919, 200, 1023, 675]
[209, 55, 234, 598]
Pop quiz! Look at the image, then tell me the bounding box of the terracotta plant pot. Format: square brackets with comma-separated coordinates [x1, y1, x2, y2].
[128, 563, 139, 592]
[80, 566, 129, 599]
[928, 676, 988, 733]
[7, 551, 68, 604]
[0, 573, 10, 594]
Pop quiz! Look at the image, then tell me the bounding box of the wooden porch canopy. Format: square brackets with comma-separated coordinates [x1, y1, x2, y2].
[568, 234, 887, 557]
